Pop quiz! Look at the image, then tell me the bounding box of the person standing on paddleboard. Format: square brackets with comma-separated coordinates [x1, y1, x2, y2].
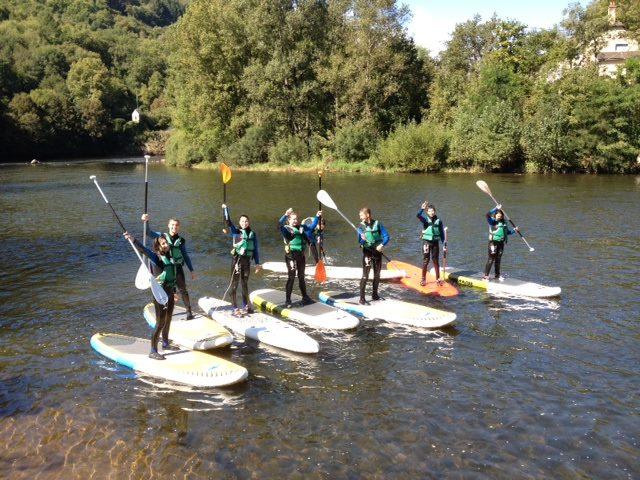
[279, 208, 320, 308]
[417, 202, 446, 286]
[483, 206, 519, 281]
[304, 216, 326, 265]
[124, 232, 180, 360]
[141, 214, 195, 319]
[357, 207, 390, 305]
[222, 204, 261, 316]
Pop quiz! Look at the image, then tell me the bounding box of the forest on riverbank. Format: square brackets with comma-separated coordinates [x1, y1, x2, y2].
[2, 0, 640, 173]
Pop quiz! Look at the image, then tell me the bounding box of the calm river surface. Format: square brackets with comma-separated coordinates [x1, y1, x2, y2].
[1, 160, 639, 479]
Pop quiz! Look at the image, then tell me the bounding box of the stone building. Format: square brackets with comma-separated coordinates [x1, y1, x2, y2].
[595, 1, 639, 77]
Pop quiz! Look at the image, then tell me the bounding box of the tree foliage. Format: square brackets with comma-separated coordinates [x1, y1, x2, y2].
[0, 0, 184, 161]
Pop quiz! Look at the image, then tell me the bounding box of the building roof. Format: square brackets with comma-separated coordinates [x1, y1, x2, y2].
[597, 51, 640, 62]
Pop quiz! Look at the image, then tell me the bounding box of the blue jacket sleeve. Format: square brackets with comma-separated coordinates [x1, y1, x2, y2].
[486, 208, 498, 226]
[279, 215, 291, 239]
[223, 206, 239, 234]
[439, 220, 446, 242]
[304, 216, 319, 233]
[146, 222, 161, 239]
[180, 242, 194, 271]
[380, 223, 390, 246]
[133, 239, 162, 268]
[417, 209, 427, 226]
[357, 226, 365, 246]
[252, 234, 260, 265]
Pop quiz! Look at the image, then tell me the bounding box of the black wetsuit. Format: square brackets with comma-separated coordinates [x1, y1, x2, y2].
[134, 240, 176, 353]
[279, 214, 319, 303]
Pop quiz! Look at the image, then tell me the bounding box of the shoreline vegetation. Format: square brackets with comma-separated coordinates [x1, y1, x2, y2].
[1, 1, 639, 174]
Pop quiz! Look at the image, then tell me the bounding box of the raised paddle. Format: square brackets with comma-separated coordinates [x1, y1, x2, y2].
[316, 189, 391, 262]
[91, 175, 168, 306]
[442, 226, 448, 279]
[135, 154, 151, 290]
[313, 171, 327, 283]
[220, 163, 232, 234]
[476, 180, 535, 252]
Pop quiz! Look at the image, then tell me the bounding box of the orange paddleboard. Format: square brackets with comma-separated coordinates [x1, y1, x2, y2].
[388, 260, 460, 297]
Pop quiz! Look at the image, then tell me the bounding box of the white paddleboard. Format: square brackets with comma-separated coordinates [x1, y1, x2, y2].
[90, 333, 248, 387]
[319, 291, 457, 329]
[440, 266, 562, 298]
[261, 261, 405, 280]
[250, 289, 360, 330]
[198, 296, 319, 354]
[143, 304, 233, 350]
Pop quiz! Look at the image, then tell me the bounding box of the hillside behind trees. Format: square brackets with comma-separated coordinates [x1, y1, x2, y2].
[0, 0, 186, 161]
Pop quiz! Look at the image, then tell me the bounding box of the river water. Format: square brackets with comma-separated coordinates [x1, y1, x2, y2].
[1, 160, 639, 479]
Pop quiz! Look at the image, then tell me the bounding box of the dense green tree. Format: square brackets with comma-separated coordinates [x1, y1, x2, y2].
[0, 0, 184, 161]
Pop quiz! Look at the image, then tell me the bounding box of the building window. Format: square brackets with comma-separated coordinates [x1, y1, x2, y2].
[615, 43, 629, 52]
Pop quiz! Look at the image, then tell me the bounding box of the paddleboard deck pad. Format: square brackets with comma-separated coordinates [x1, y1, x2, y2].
[261, 261, 405, 281]
[198, 297, 319, 354]
[143, 304, 233, 350]
[250, 289, 360, 330]
[319, 291, 456, 329]
[90, 333, 248, 387]
[387, 260, 459, 297]
[442, 266, 561, 298]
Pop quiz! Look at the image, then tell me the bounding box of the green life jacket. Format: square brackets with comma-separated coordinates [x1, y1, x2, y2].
[421, 217, 442, 242]
[232, 229, 255, 257]
[489, 222, 508, 242]
[163, 233, 185, 265]
[156, 254, 177, 288]
[284, 225, 307, 253]
[361, 220, 382, 248]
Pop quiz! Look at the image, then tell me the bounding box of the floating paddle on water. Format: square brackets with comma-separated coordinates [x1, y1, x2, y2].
[90, 175, 168, 305]
[316, 189, 391, 262]
[476, 180, 535, 252]
[220, 163, 232, 234]
[314, 171, 327, 283]
[135, 154, 151, 290]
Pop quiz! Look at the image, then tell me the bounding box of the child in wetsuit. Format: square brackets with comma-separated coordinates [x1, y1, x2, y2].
[222, 204, 261, 316]
[279, 208, 321, 307]
[306, 216, 326, 265]
[417, 202, 446, 286]
[483, 206, 519, 281]
[357, 207, 390, 304]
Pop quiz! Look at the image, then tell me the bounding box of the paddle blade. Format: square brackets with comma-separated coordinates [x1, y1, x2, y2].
[476, 180, 492, 196]
[150, 276, 169, 305]
[220, 163, 232, 184]
[314, 259, 327, 283]
[135, 263, 151, 290]
[316, 189, 337, 210]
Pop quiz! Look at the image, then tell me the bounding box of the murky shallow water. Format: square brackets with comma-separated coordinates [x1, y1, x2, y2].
[1, 162, 639, 478]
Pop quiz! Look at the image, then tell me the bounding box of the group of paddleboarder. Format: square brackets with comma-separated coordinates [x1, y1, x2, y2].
[123, 199, 518, 360]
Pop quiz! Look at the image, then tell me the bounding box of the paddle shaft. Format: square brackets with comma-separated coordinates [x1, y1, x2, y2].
[443, 227, 448, 277]
[143, 155, 149, 248]
[318, 173, 322, 211]
[92, 179, 153, 272]
[317, 172, 326, 259]
[481, 187, 535, 251]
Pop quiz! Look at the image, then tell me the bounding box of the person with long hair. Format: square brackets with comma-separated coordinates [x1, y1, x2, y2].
[125, 232, 179, 360]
